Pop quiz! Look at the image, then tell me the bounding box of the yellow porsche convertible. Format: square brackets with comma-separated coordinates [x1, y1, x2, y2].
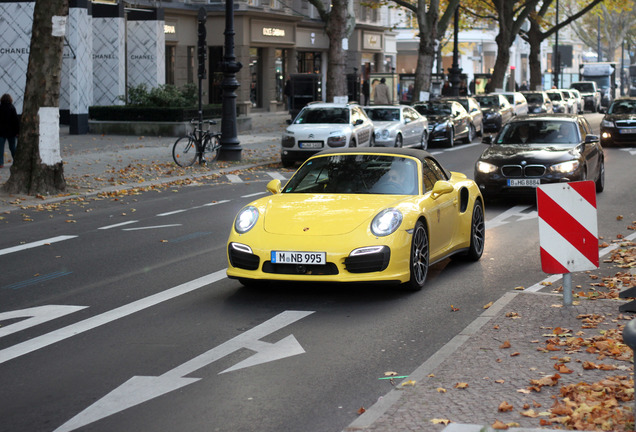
[227, 148, 485, 290]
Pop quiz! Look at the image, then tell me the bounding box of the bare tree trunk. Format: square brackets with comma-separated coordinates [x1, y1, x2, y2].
[527, 22, 543, 91]
[325, 0, 349, 102]
[3, 0, 68, 195]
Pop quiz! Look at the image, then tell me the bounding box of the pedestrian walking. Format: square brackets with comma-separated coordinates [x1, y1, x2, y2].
[0, 93, 19, 168]
[372, 78, 391, 105]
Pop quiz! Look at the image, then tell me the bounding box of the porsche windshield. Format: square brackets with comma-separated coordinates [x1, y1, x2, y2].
[284, 154, 419, 195]
[496, 121, 579, 145]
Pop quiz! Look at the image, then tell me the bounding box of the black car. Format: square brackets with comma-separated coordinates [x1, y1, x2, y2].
[439, 96, 483, 138]
[600, 97, 636, 147]
[412, 101, 471, 147]
[474, 114, 605, 200]
[520, 91, 554, 114]
[474, 94, 514, 133]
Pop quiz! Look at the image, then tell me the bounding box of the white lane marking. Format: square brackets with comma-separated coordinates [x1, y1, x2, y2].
[54, 311, 315, 432]
[486, 205, 537, 229]
[267, 171, 287, 180]
[122, 224, 182, 231]
[227, 174, 242, 183]
[242, 192, 267, 198]
[0, 235, 77, 257]
[156, 200, 230, 217]
[0, 270, 226, 365]
[0, 305, 88, 338]
[620, 148, 636, 156]
[98, 221, 138, 230]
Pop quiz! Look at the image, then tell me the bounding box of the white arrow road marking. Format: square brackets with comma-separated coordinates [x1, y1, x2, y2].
[0, 271, 226, 365]
[156, 200, 230, 217]
[0, 305, 87, 338]
[54, 310, 314, 432]
[241, 191, 267, 198]
[0, 235, 77, 257]
[486, 205, 537, 229]
[98, 221, 138, 230]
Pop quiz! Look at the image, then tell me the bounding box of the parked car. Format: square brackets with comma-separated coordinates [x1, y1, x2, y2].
[520, 91, 554, 114]
[474, 94, 514, 133]
[569, 88, 584, 113]
[475, 114, 605, 200]
[439, 96, 484, 137]
[570, 81, 601, 113]
[546, 90, 568, 113]
[497, 92, 528, 116]
[412, 100, 472, 147]
[364, 105, 428, 149]
[559, 89, 578, 114]
[280, 102, 375, 167]
[227, 147, 485, 291]
[600, 97, 636, 147]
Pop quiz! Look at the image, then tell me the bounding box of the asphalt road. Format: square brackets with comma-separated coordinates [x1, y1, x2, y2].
[0, 114, 634, 432]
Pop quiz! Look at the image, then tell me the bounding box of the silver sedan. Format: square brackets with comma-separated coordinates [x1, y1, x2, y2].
[364, 105, 429, 149]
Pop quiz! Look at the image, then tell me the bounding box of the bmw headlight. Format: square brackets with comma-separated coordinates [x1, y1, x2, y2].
[234, 206, 259, 234]
[600, 119, 614, 128]
[371, 208, 403, 237]
[549, 160, 579, 174]
[476, 161, 498, 174]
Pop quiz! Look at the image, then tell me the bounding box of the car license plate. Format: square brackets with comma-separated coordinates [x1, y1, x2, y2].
[619, 128, 636, 134]
[271, 251, 326, 264]
[299, 141, 323, 149]
[508, 179, 540, 187]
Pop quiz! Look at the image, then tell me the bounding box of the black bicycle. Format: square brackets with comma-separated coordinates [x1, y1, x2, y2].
[172, 119, 221, 167]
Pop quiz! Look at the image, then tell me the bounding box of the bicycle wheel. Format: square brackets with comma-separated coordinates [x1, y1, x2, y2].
[172, 136, 198, 167]
[204, 134, 221, 163]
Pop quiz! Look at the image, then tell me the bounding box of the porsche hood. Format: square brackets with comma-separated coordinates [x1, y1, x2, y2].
[261, 194, 408, 236]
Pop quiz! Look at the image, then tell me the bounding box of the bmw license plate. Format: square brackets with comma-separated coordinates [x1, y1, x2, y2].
[508, 179, 540, 187]
[271, 251, 326, 264]
[299, 141, 323, 149]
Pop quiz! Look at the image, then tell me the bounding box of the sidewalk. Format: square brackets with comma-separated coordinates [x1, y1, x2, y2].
[0, 110, 290, 212]
[1, 111, 634, 431]
[346, 237, 636, 432]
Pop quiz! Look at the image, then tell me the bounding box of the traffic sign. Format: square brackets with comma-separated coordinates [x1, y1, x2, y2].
[537, 181, 599, 274]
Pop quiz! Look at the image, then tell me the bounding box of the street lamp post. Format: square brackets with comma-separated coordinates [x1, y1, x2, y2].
[448, 4, 462, 96]
[553, 0, 560, 89]
[217, 0, 243, 161]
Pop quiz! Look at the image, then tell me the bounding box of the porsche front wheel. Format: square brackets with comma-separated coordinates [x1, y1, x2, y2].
[465, 200, 485, 261]
[404, 220, 429, 291]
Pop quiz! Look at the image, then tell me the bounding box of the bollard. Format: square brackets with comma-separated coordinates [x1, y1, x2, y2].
[622, 318, 636, 430]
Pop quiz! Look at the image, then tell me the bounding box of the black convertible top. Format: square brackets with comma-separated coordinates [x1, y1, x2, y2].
[312, 147, 451, 178]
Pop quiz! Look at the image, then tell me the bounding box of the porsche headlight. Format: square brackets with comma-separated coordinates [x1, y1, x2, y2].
[549, 160, 579, 174]
[600, 119, 614, 128]
[234, 206, 259, 234]
[476, 161, 498, 174]
[371, 208, 403, 237]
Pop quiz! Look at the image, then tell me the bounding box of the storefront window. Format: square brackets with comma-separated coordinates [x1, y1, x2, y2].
[250, 48, 262, 108]
[187, 46, 195, 84]
[275, 49, 287, 103]
[165, 44, 176, 85]
[298, 52, 321, 74]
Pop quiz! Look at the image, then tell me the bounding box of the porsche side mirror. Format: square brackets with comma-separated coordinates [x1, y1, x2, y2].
[267, 179, 282, 194]
[431, 180, 454, 199]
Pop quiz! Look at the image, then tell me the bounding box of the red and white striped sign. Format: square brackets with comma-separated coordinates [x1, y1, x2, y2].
[537, 181, 599, 274]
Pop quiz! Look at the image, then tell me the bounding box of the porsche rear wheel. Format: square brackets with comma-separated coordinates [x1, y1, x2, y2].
[404, 220, 429, 291]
